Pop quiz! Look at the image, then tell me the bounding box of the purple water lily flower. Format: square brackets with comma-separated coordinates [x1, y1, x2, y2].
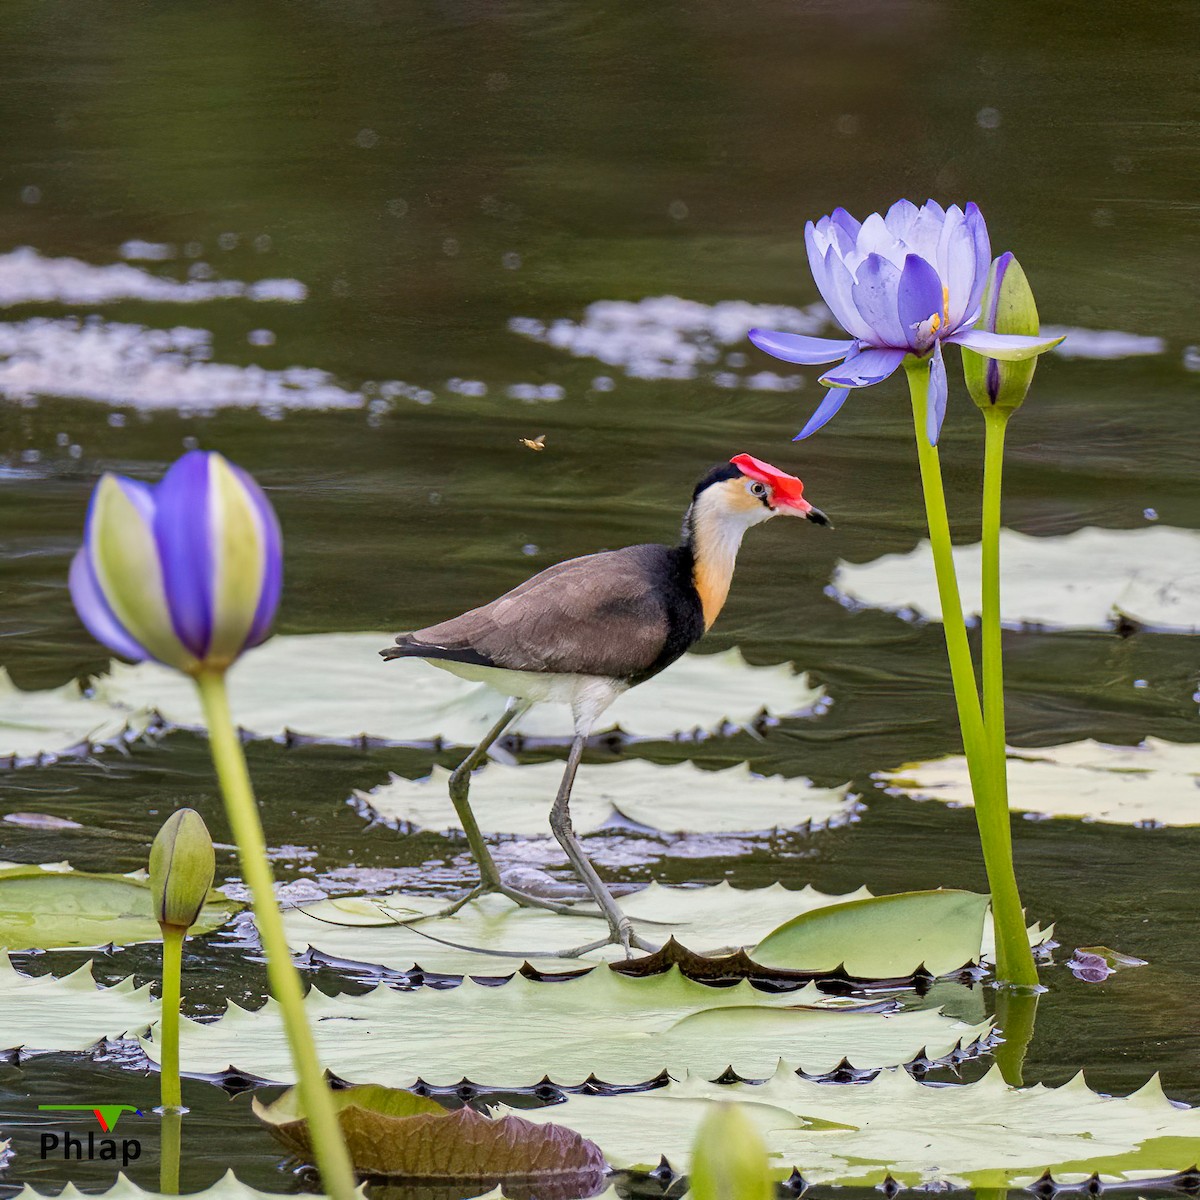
[70, 450, 282, 674]
[748, 200, 1063, 444]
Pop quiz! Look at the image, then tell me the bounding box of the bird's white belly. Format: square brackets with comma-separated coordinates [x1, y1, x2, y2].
[425, 660, 628, 734]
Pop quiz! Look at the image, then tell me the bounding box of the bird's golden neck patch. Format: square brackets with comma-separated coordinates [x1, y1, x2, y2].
[689, 481, 759, 629]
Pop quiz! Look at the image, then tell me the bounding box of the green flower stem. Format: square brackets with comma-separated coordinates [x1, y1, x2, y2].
[159, 925, 185, 1111]
[993, 988, 1040, 1088]
[902, 360, 1038, 989]
[194, 669, 356, 1200]
[160, 1107, 181, 1195]
[981, 408, 1010, 780]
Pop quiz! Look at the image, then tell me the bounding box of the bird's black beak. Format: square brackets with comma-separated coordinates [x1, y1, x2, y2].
[806, 506, 832, 528]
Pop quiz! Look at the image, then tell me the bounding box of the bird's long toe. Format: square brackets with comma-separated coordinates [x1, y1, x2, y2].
[495, 881, 607, 919]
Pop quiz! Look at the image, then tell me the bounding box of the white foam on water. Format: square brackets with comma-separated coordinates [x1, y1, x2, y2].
[0, 246, 307, 307]
[1044, 326, 1165, 359]
[0, 317, 362, 412]
[509, 295, 831, 388]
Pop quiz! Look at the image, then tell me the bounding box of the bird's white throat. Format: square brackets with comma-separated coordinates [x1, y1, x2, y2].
[689, 489, 771, 628]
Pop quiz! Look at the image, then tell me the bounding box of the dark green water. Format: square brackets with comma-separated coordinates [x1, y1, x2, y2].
[1, 1, 1199, 1194]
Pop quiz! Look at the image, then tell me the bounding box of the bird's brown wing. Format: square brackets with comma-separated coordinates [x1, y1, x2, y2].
[389, 544, 678, 679]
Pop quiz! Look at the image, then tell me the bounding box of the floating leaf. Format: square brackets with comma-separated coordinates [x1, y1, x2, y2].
[832, 526, 1200, 633]
[0, 668, 149, 766]
[0, 956, 157, 1051]
[753, 890, 990, 977]
[255, 1084, 606, 1182]
[92, 634, 824, 746]
[15, 1170, 355, 1200]
[509, 1062, 1200, 1187]
[360, 760, 856, 836]
[141, 966, 988, 1087]
[284, 883, 1042, 979]
[0, 863, 240, 950]
[879, 737, 1200, 827]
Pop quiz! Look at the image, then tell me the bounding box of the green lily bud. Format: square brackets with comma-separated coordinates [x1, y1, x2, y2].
[962, 252, 1047, 412]
[150, 809, 215, 931]
[689, 1103, 773, 1200]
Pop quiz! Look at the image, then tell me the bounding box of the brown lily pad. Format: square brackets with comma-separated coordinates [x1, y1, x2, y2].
[254, 1084, 607, 1184]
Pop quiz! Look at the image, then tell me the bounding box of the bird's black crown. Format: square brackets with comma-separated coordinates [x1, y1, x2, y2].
[691, 461, 743, 502]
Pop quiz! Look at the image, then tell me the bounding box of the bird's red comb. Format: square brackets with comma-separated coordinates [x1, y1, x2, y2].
[730, 453, 806, 503]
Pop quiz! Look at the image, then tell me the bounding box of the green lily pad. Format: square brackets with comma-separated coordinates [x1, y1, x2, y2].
[361, 760, 856, 836]
[0, 668, 149, 765]
[15, 1171, 356, 1200]
[91, 633, 824, 746]
[509, 1062, 1200, 1187]
[141, 966, 989, 1087]
[753, 890, 990, 977]
[0, 955, 157, 1051]
[879, 737, 1200, 827]
[284, 883, 1047, 979]
[832, 526, 1200, 633]
[254, 1084, 607, 1181]
[0, 863, 241, 950]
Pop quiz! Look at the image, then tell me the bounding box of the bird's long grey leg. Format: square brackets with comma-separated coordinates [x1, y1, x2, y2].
[446, 699, 531, 892]
[446, 700, 603, 919]
[548, 735, 658, 957]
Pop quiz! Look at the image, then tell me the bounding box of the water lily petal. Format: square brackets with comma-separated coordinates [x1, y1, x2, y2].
[228, 464, 283, 649]
[856, 213, 906, 270]
[927, 341, 948, 445]
[884, 199, 920, 243]
[937, 206, 977, 330]
[68, 548, 150, 663]
[206, 455, 270, 666]
[820, 248, 876, 341]
[747, 329, 855, 365]
[896, 254, 944, 351]
[820, 346, 906, 389]
[86, 475, 196, 672]
[905, 202, 945, 263]
[792, 388, 851, 441]
[964, 203, 992, 318]
[947, 328, 1066, 359]
[829, 206, 862, 242]
[154, 451, 214, 658]
[805, 219, 832, 280]
[849, 254, 907, 347]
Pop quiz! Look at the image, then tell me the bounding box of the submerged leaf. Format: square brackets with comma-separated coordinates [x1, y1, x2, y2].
[510, 1062, 1200, 1187]
[752, 890, 991, 977]
[0, 955, 157, 1051]
[832, 526, 1200, 633]
[361, 759, 856, 836]
[255, 1085, 606, 1181]
[879, 737, 1200, 827]
[142, 965, 989, 1086]
[92, 633, 824, 745]
[0, 668, 149, 765]
[1075, 945, 1148, 969]
[0, 863, 240, 950]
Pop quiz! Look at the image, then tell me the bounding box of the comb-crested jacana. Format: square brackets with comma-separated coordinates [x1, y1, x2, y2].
[381, 453, 830, 954]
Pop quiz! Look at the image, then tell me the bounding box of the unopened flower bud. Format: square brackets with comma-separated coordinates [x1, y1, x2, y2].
[962, 252, 1050, 412]
[150, 809, 215, 931]
[689, 1103, 774, 1200]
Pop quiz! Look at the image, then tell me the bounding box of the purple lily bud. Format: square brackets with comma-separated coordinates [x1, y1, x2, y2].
[69, 450, 282, 675]
[962, 252, 1058, 411]
[747, 200, 1063, 443]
